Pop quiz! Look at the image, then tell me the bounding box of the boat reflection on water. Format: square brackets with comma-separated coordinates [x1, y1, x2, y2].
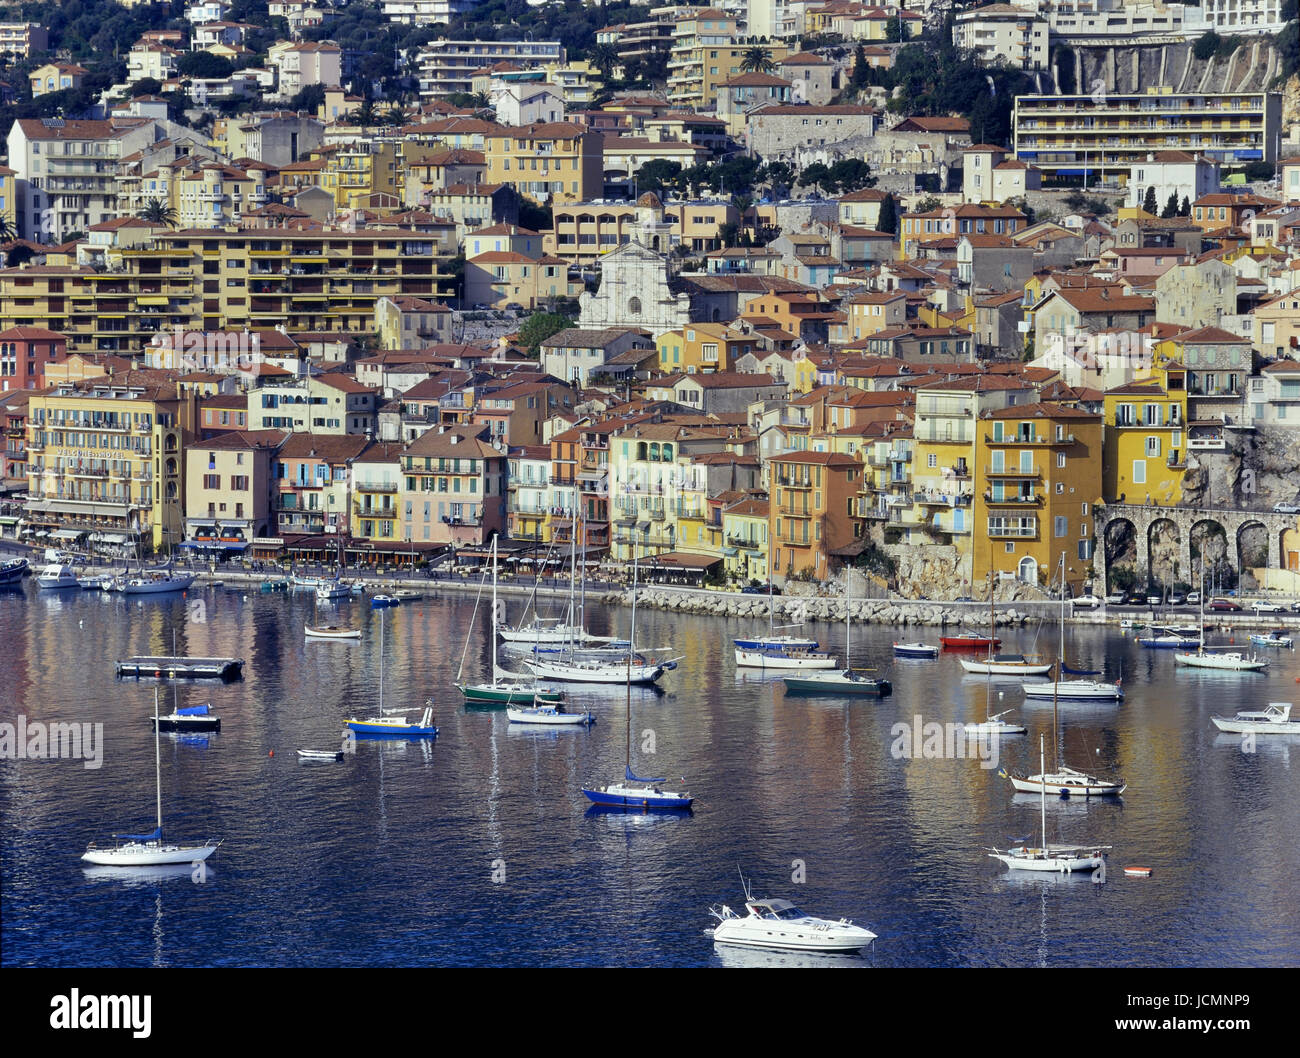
[81, 863, 208, 886]
[712, 943, 871, 969]
[1010, 792, 1122, 816]
[584, 803, 694, 822]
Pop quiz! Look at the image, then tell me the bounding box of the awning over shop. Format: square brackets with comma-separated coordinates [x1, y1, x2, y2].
[51, 528, 84, 540]
[100, 533, 131, 544]
[639, 551, 722, 570]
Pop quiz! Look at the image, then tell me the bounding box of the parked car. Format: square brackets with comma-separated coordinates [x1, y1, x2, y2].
[1126, 591, 1148, 605]
[954, 595, 974, 602]
[43, 548, 74, 564]
[1071, 595, 1102, 609]
[1145, 594, 1162, 606]
[1186, 590, 1201, 606]
[1208, 598, 1242, 612]
[1288, 600, 1300, 614]
[1272, 502, 1300, 514]
[1169, 592, 1186, 606]
[741, 584, 782, 595]
[1106, 591, 1126, 605]
[1252, 601, 1285, 613]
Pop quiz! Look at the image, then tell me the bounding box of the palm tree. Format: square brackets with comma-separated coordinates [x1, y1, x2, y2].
[138, 198, 178, 227]
[588, 42, 620, 81]
[739, 46, 775, 74]
[0, 215, 16, 243]
[345, 99, 376, 126]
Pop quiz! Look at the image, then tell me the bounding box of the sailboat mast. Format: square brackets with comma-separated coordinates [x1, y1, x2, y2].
[1053, 555, 1062, 769]
[154, 687, 163, 836]
[1039, 733, 1047, 849]
[568, 511, 577, 652]
[626, 545, 637, 769]
[379, 607, 384, 714]
[491, 536, 499, 684]
[845, 565, 851, 667]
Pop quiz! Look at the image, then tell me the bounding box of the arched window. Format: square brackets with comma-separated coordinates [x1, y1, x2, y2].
[628, 297, 641, 315]
[636, 442, 648, 461]
[662, 444, 673, 462]
[649, 443, 660, 461]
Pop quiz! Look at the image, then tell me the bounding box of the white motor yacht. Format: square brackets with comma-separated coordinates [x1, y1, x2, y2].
[706, 896, 877, 955]
[36, 563, 79, 589]
[1211, 702, 1300, 734]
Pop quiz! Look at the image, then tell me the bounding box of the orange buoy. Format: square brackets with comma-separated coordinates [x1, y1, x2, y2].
[268, 750, 274, 758]
[155, 670, 162, 677]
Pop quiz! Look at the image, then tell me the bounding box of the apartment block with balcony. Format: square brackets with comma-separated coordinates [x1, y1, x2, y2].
[415, 39, 565, 98]
[319, 140, 399, 210]
[25, 375, 193, 551]
[854, 427, 914, 533]
[1102, 374, 1188, 505]
[274, 432, 369, 538]
[184, 429, 285, 551]
[767, 450, 860, 583]
[110, 225, 454, 337]
[350, 441, 404, 544]
[483, 122, 603, 206]
[400, 424, 507, 548]
[0, 22, 48, 58]
[953, 6, 1048, 71]
[0, 326, 67, 391]
[1013, 90, 1283, 186]
[507, 444, 551, 543]
[7, 117, 162, 242]
[973, 402, 1102, 594]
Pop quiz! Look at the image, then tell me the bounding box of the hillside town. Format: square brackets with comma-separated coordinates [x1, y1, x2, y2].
[3, 0, 1300, 601]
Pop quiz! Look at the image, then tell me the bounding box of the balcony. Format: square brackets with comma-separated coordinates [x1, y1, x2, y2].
[777, 504, 812, 517]
[988, 522, 1038, 539]
[985, 465, 1041, 479]
[914, 491, 971, 507]
[775, 477, 813, 490]
[984, 491, 1042, 506]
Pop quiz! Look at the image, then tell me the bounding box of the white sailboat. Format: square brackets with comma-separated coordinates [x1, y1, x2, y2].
[781, 571, 891, 696]
[1175, 571, 1268, 672]
[82, 687, 222, 866]
[523, 545, 679, 685]
[733, 579, 830, 669]
[959, 580, 1051, 675]
[1020, 556, 1123, 701]
[989, 734, 1109, 873]
[499, 525, 623, 647]
[457, 537, 567, 705]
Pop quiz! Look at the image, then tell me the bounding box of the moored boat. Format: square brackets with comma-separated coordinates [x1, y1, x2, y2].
[0, 556, 28, 584]
[297, 748, 344, 762]
[1249, 630, 1293, 648]
[150, 702, 221, 732]
[893, 641, 939, 659]
[1210, 702, 1300, 734]
[36, 563, 79, 589]
[941, 632, 1001, 650]
[734, 644, 838, 669]
[305, 625, 362, 640]
[959, 653, 1053, 676]
[505, 704, 595, 725]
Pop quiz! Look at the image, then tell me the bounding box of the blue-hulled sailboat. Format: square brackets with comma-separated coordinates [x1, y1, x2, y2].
[344, 608, 438, 737]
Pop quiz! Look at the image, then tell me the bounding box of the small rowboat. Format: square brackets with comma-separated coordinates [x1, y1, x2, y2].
[370, 594, 399, 608]
[297, 748, 344, 762]
[305, 625, 362, 640]
[1124, 866, 1153, 877]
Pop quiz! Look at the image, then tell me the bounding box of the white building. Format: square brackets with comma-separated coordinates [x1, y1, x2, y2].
[953, 5, 1048, 71]
[1127, 151, 1220, 213]
[185, 1, 231, 25]
[491, 81, 565, 127]
[382, 0, 488, 25]
[1186, 0, 1286, 35]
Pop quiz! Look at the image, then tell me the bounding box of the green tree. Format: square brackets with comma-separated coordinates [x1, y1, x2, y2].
[885, 15, 905, 43]
[877, 193, 897, 235]
[1193, 31, 1221, 61]
[1161, 192, 1179, 219]
[517, 312, 573, 356]
[739, 46, 775, 73]
[851, 42, 869, 87]
[0, 215, 16, 243]
[1179, 195, 1191, 217]
[636, 159, 683, 197]
[800, 162, 832, 194]
[177, 52, 234, 79]
[1142, 185, 1158, 214]
[914, 194, 943, 214]
[138, 198, 178, 227]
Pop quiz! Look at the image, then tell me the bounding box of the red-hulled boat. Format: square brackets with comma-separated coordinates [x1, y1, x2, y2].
[941, 633, 1001, 650]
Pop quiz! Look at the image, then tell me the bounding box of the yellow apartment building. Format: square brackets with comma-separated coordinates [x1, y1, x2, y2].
[1102, 375, 1188, 506]
[768, 450, 860, 582]
[25, 373, 193, 552]
[483, 123, 604, 206]
[972, 402, 1103, 595]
